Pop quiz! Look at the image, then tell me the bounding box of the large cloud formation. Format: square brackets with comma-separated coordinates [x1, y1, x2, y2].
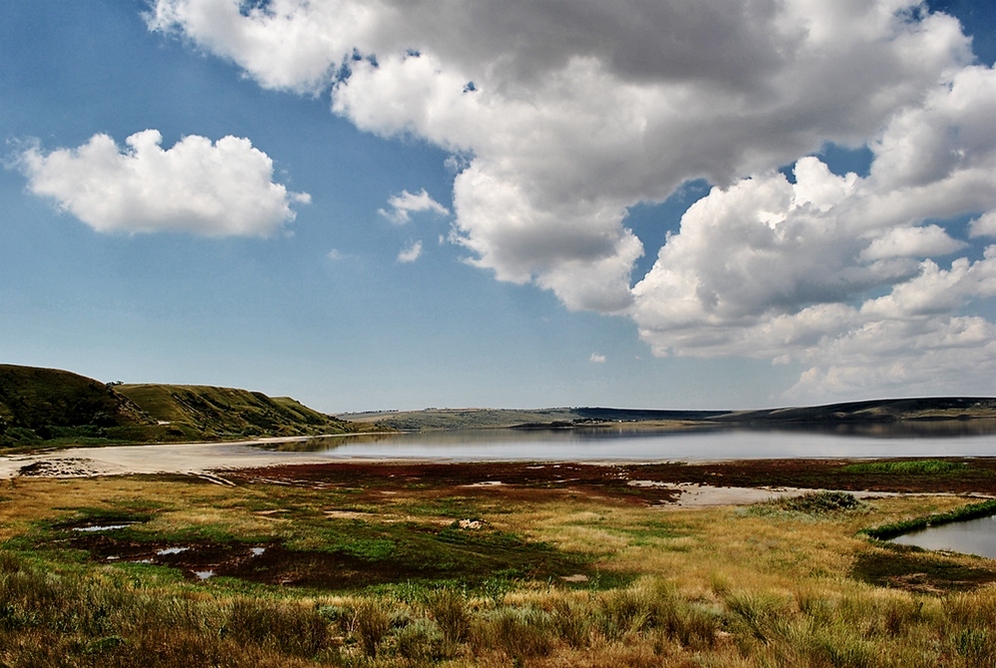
[148, 0, 996, 400]
[17, 130, 309, 236]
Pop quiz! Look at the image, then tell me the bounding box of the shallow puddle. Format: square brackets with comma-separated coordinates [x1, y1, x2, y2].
[156, 547, 190, 556]
[71, 523, 135, 532]
[890, 515, 996, 559]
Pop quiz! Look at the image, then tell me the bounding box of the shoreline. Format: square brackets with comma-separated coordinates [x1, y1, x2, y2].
[5, 440, 995, 509]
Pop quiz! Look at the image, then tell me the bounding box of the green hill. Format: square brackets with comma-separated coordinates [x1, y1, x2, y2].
[0, 364, 373, 450]
[115, 384, 367, 441]
[0, 364, 156, 448]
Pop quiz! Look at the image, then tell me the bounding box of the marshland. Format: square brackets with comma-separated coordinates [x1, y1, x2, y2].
[3, 456, 996, 667]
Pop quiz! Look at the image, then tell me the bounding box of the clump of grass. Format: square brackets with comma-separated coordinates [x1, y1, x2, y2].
[549, 597, 591, 648]
[840, 460, 967, 475]
[423, 586, 469, 648]
[223, 598, 333, 658]
[354, 599, 391, 658]
[750, 491, 863, 518]
[725, 590, 791, 644]
[780, 491, 862, 515]
[471, 604, 555, 661]
[593, 579, 719, 650]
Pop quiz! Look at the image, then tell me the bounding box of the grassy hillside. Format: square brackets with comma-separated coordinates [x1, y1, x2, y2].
[0, 364, 374, 450]
[116, 384, 369, 441]
[0, 364, 156, 448]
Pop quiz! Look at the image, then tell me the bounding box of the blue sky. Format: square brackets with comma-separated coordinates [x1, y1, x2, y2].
[2, 1, 995, 413]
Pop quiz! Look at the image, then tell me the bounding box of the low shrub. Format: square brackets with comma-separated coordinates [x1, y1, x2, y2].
[781, 491, 862, 515]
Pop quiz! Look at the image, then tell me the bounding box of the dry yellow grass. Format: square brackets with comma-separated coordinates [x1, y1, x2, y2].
[2, 473, 996, 667]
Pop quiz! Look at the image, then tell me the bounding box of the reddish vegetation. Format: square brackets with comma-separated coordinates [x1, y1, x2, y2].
[225, 457, 996, 501]
[227, 461, 680, 505]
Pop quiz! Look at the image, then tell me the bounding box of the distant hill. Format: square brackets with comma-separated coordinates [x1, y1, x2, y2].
[0, 364, 373, 449]
[346, 398, 996, 435]
[718, 397, 996, 425]
[343, 407, 586, 431]
[342, 406, 733, 431]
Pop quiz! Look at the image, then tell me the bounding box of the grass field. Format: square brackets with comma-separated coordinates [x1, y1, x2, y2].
[2, 459, 996, 666]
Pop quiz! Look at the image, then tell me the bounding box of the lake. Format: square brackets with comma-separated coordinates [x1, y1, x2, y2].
[890, 515, 996, 559]
[275, 427, 996, 461]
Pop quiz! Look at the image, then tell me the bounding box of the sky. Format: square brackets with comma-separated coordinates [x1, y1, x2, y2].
[2, 0, 996, 413]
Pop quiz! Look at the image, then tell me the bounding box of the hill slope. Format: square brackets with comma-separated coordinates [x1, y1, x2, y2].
[0, 364, 372, 449]
[721, 397, 996, 424]
[116, 384, 366, 441]
[0, 365, 155, 447]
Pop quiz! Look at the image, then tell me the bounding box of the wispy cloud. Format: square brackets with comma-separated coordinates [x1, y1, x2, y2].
[13, 130, 308, 236]
[378, 188, 449, 224]
[589, 353, 606, 364]
[397, 240, 423, 263]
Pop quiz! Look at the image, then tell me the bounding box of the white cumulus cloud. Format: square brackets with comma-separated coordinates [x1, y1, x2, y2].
[150, 0, 974, 310]
[15, 130, 309, 237]
[970, 210, 996, 238]
[148, 0, 996, 400]
[589, 353, 606, 364]
[378, 188, 449, 224]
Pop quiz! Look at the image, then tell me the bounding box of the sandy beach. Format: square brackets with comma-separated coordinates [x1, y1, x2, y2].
[0, 438, 332, 480]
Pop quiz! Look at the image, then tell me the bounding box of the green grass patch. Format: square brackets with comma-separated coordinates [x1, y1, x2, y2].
[840, 459, 967, 475]
[321, 530, 396, 561]
[601, 519, 687, 546]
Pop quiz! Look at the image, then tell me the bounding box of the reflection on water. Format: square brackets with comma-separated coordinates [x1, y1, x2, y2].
[891, 515, 996, 559]
[774, 419, 996, 438]
[259, 427, 996, 461]
[269, 433, 399, 452]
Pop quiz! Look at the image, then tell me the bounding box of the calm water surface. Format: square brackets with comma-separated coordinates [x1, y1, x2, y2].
[289, 429, 996, 461]
[890, 515, 996, 559]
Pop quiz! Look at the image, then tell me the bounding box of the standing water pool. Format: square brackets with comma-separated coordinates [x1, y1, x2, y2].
[890, 515, 996, 559]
